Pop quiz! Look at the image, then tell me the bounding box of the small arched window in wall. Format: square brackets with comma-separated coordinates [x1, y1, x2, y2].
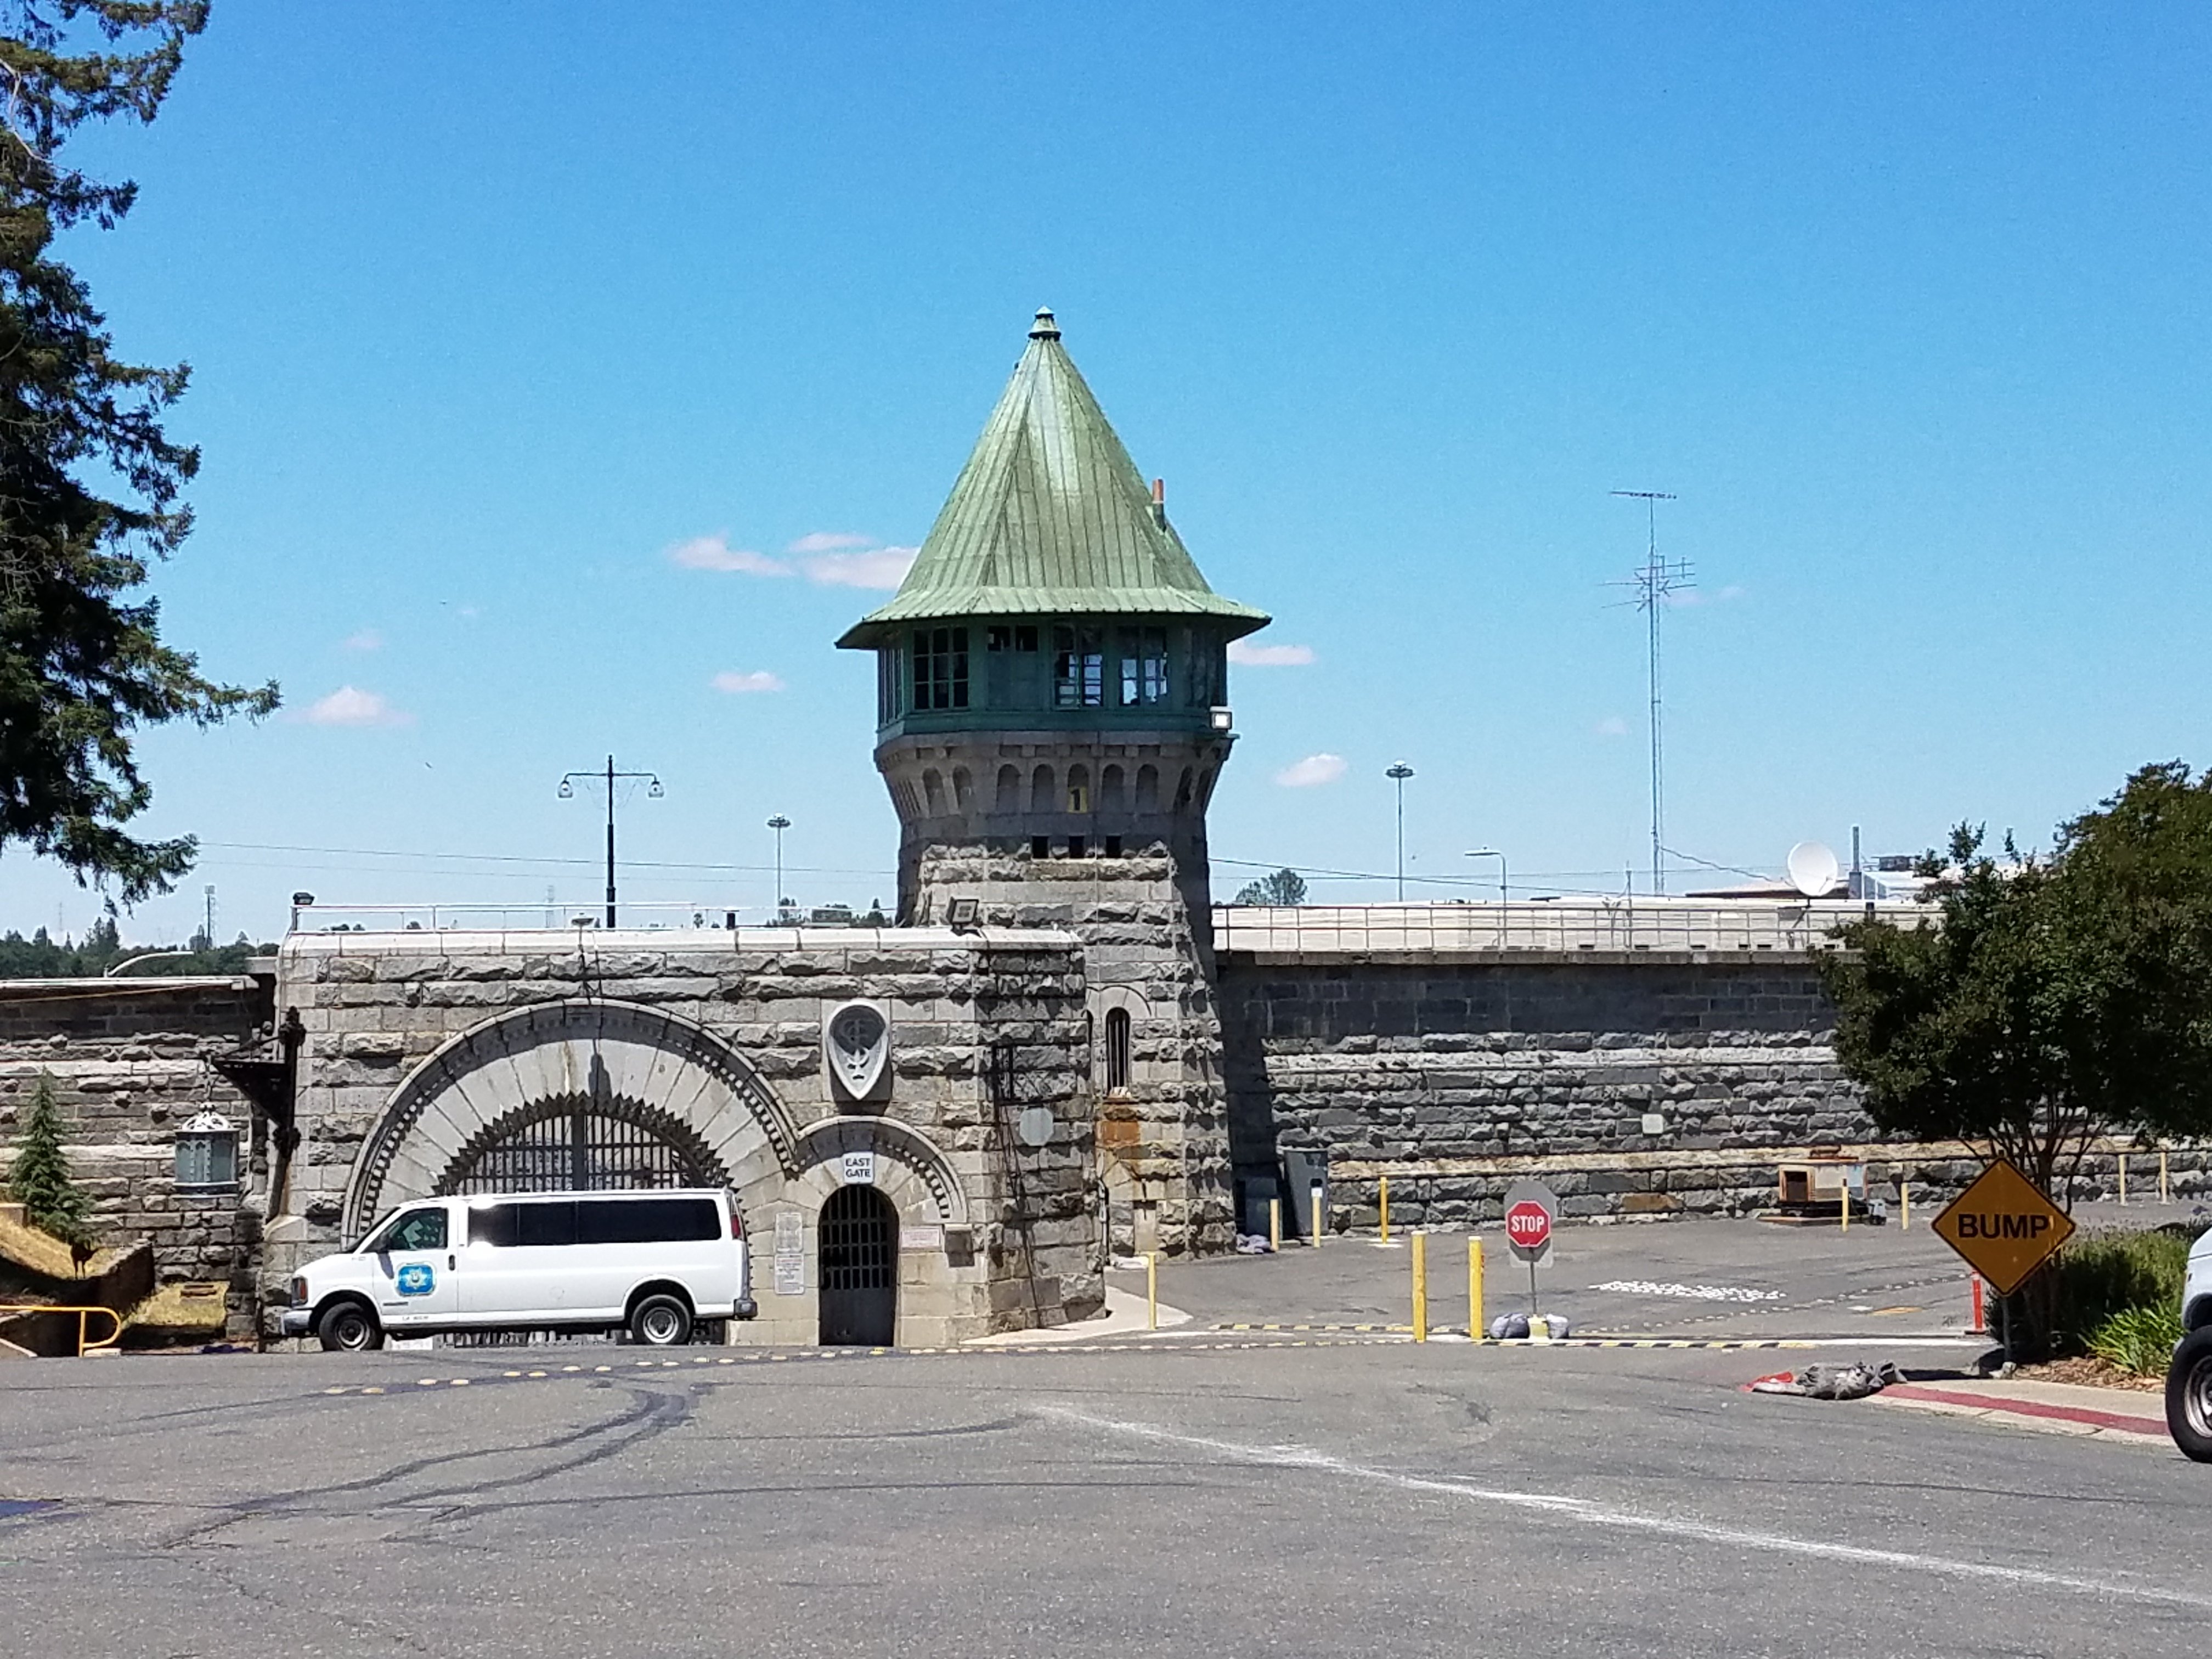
[1099, 764, 1126, 811]
[1066, 764, 1090, 814]
[1173, 766, 1195, 810]
[922, 769, 946, 815]
[952, 767, 974, 812]
[1030, 764, 1056, 814]
[1104, 1008, 1132, 1093]
[1135, 764, 1160, 812]
[175, 1110, 240, 1190]
[995, 764, 1022, 813]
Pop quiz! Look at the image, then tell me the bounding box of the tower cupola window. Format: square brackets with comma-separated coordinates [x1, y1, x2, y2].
[912, 627, 970, 710]
[1119, 627, 1170, 706]
[1052, 625, 1104, 707]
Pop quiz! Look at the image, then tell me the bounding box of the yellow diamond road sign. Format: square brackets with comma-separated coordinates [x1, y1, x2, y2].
[1931, 1158, 2076, 1296]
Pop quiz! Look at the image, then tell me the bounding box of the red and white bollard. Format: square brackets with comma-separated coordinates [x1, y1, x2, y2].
[1968, 1274, 1988, 1335]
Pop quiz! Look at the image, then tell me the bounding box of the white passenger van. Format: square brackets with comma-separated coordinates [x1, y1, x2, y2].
[280, 1189, 756, 1352]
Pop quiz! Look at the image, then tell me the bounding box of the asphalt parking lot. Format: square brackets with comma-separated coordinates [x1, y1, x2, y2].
[1142, 1200, 2203, 1344]
[5, 1324, 2209, 1658]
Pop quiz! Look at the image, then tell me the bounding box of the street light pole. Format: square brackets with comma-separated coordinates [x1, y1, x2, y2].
[1385, 763, 1415, 901]
[559, 755, 663, 929]
[1463, 848, 1506, 904]
[766, 815, 791, 923]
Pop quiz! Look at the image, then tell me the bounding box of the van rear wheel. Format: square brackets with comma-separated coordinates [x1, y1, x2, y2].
[629, 1293, 692, 1347]
[317, 1302, 382, 1353]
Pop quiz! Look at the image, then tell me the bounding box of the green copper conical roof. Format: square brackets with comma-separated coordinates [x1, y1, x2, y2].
[837, 309, 1268, 648]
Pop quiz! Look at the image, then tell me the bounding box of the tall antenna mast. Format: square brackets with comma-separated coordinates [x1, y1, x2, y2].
[1610, 490, 1690, 894]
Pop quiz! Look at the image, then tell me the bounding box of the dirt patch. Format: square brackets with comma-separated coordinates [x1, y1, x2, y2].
[2016, 1355, 2163, 1393]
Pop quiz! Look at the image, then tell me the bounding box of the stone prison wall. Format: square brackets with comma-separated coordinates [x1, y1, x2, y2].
[1218, 949, 2212, 1231]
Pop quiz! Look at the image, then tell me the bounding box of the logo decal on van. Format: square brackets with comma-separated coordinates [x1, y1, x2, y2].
[396, 1262, 435, 1297]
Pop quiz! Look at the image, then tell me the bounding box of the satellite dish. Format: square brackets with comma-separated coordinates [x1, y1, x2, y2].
[1785, 841, 1841, 898]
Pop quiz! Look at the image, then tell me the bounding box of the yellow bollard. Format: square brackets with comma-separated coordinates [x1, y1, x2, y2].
[2162, 1149, 2171, 1203]
[1269, 1197, 1281, 1253]
[2118, 1152, 2128, 1206]
[1146, 1252, 1158, 1331]
[1900, 1176, 1910, 1232]
[1841, 1179, 1849, 1232]
[1311, 1181, 1325, 1248]
[1380, 1175, 1391, 1244]
[1411, 1231, 1428, 1342]
[1469, 1235, 1485, 1339]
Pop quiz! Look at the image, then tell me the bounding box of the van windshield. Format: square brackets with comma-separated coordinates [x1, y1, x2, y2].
[359, 1207, 447, 1254]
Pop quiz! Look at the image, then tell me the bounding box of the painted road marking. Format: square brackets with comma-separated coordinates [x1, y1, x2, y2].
[1037, 1407, 2212, 1611]
[1589, 1280, 1786, 1304]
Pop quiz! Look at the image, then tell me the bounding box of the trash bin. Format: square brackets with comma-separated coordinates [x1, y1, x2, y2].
[1282, 1149, 1329, 1240]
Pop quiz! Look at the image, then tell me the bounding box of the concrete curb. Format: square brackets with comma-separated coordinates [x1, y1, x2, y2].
[1877, 1381, 2169, 1442]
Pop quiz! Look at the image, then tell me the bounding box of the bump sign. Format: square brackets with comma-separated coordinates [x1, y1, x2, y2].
[1931, 1158, 2075, 1296]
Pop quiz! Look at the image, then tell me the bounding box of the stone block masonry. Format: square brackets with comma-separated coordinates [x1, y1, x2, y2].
[275, 926, 1100, 1346]
[913, 844, 1233, 1259]
[0, 977, 274, 1335]
[1217, 948, 2212, 1228]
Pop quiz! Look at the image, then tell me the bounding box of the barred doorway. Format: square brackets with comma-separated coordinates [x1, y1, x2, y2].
[819, 1184, 897, 1346]
[433, 1069, 729, 1197]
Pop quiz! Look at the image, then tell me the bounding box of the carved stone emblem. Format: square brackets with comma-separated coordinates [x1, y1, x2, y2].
[824, 1001, 890, 1102]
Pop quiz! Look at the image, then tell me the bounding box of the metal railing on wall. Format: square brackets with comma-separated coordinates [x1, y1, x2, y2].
[1211, 900, 1933, 956]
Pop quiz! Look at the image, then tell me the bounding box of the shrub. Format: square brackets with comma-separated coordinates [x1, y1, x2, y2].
[4, 1072, 93, 1251]
[2085, 1305, 2185, 1376]
[2039, 1226, 2202, 1359]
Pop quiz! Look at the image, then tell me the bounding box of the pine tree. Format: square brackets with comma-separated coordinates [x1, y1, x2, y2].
[2, 3, 277, 902]
[5, 1069, 92, 1248]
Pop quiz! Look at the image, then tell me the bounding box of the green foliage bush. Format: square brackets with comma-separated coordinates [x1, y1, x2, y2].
[2085, 1305, 2185, 1376]
[2040, 1226, 2200, 1364]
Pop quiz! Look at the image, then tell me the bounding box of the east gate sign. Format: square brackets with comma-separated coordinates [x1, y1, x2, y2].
[1930, 1158, 2076, 1296]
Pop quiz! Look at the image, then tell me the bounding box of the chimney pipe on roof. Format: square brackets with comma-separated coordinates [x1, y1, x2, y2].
[1152, 477, 1166, 528]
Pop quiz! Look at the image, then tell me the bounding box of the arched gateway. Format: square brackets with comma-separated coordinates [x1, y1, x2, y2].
[343, 1000, 803, 1241]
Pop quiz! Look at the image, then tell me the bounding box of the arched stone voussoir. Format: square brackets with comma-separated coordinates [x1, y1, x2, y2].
[792, 1115, 970, 1226]
[343, 998, 804, 1240]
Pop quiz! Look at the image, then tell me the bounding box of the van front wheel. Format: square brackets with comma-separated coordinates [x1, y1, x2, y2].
[2167, 1328, 2212, 1462]
[630, 1293, 692, 1347]
[317, 1301, 383, 1353]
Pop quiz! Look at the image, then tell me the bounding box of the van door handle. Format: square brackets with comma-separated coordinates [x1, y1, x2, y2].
[447, 1254, 456, 1270]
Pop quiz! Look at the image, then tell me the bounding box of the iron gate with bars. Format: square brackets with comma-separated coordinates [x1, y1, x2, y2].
[435, 1092, 727, 1197]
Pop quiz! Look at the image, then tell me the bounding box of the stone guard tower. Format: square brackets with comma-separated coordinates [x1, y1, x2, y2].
[838, 309, 1269, 1256]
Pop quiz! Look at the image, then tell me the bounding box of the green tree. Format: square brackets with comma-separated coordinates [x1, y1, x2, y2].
[1819, 762, 2212, 1197]
[2, 2, 276, 904]
[1232, 867, 1308, 906]
[5, 1069, 92, 1249]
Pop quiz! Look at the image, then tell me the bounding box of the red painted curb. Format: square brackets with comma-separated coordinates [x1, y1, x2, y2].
[1882, 1382, 2166, 1437]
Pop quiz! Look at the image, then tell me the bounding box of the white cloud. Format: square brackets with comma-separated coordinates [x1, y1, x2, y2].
[800, 546, 917, 589]
[1274, 753, 1347, 788]
[342, 628, 383, 652]
[787, 531, 876, 555]
[300, 686, 411, 727]
[669, 534, 792, 575]
[1595, 715, 1630, 737]
[1228, 641, 1316, 667]
[711, 669, 786, 694]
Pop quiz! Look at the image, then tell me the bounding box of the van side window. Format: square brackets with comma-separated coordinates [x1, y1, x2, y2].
[578, 1197, 720, 1244]
[514, 1201, 578, 1248]
[470, 1205, 516, 1248]
[379, 1209, 447, 1252]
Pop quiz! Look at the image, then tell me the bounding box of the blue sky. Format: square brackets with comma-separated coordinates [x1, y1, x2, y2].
[9, 2, 2210, 943]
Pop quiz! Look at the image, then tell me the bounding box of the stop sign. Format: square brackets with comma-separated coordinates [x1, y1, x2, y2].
[1505, 1201, 1552, 1253]
[1500, 1178, 1560, 1263]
